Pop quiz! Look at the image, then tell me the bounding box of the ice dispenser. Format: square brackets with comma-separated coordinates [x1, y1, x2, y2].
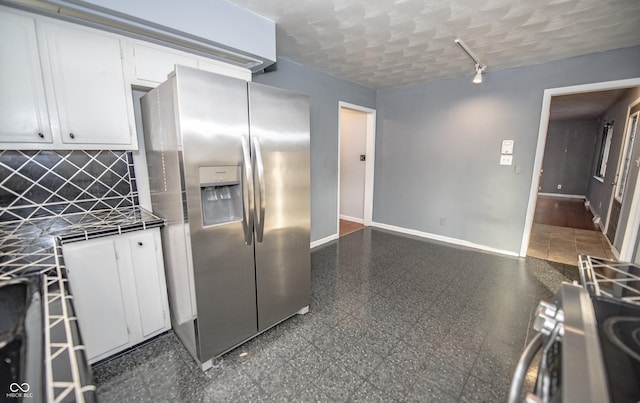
[199, 166, 243, 226]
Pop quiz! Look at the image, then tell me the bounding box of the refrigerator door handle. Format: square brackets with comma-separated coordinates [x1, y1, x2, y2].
[241, 135, 255, 245]
[253, 137, 266, 242]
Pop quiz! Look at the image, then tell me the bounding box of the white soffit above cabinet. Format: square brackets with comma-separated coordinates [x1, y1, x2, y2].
[1, 0, 276, 71]
[228, 0, 640, 88]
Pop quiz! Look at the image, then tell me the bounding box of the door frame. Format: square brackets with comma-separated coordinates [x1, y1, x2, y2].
[617, 105, 640, 260]
[337, 101, 376, 233]
[612, 109, 640, 204]
[520, 77, 640, 257]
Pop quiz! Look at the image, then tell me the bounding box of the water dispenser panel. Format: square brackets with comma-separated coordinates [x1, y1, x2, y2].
[199, 166, 243, 226]
[199, 166, 240, 186]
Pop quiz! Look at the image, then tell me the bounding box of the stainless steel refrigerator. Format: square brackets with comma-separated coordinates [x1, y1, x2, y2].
[140, 65, 310, 370]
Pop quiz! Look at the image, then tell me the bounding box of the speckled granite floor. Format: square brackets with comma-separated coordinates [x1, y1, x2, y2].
[93, 228, 578, 402]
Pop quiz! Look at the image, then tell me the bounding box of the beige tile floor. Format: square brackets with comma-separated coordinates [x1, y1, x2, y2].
[527, 223, 615, 266]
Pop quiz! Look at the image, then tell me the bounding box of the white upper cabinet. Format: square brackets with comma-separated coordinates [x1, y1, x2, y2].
[0, 7, 137, 150]
[0, 6, 252, 150]
[42, 22, 135, 147]
[0, 11, 52, 144]
[129, 43, 198, 85]
[197, 58, 252, 82]
[124, 41, 251, 86]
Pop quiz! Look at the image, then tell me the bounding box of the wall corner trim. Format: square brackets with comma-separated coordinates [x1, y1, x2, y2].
[585, 197, 606, 232]
[310, 233, 339, 249]
[339, 215, 364, 224]
[370, 222, 520, 257]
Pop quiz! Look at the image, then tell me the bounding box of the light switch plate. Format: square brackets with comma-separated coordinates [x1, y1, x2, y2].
[501, 140, 514, 154]
[500, 155, 513, 165]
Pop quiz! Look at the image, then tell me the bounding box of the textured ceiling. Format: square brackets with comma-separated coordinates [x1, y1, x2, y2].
[549, 88, 630, 121]
[228, 0, 640, 89]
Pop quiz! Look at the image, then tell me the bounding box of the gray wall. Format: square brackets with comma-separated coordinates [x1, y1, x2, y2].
[375, 45, 640, 254]
[539, 120, 598, 196]
[254, 58, 376, 242]
[587, 87, 640, 226]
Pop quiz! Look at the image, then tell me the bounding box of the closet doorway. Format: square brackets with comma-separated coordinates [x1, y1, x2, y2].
[338, 102, 376, 237]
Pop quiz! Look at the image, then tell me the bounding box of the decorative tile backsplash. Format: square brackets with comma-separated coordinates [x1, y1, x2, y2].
[0, 150, 138, 222]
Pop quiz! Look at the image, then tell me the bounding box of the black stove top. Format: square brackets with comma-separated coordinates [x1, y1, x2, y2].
[604, 316, 640, 362]
[579, 255, 640, 403]
[592, 297, 640, 403]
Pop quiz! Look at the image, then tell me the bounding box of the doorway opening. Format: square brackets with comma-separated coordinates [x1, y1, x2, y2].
[522, 78, 640, 265]
[337, 102, 376, 237]
[528, 195, 614, 266]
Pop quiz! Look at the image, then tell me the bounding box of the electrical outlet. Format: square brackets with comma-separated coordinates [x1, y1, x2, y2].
[557, 184, 562, 190]
[439, 217, 446, 226]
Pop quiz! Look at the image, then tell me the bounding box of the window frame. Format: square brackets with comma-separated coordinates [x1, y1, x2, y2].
[594, 122, 614, 182]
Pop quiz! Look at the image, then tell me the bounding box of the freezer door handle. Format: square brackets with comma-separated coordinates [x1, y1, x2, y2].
[253, 137, 266, 242]
[241, 136, 255, 245]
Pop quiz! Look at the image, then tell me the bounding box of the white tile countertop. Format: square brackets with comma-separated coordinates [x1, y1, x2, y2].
[0, 206, 164, 403]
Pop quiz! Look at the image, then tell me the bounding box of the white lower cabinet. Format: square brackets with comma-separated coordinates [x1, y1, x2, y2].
[62, 228, 171, 363]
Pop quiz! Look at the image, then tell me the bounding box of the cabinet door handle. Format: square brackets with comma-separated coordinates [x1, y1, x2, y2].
[69, 133, 75, 139]
[137, 241, 143, 246]
[38, 132, 45, 138]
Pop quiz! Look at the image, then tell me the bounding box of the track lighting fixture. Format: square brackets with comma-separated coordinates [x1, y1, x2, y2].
[454, 39, 487, 85]
[473, 64, 485, 84]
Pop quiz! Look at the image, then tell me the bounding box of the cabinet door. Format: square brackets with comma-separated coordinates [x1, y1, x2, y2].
[0, 11, 52, 144]
[197, 58, 252, 82]
[62, 239, 130, 361]
[43, 22, 133, 146]
[126, 230, 168, 337]
[132, 43, 198, 84]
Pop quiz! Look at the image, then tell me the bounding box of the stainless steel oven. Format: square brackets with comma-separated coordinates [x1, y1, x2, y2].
[508, 255, 640, 403]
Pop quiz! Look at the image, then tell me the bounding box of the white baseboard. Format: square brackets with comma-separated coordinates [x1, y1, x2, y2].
[538, 193, 586, 199]
[610, 245, 620, 259]
[370, 222, 519, 257]
[585, 198, 606, 232]
[310, 233, 339, 249]
[339, 215, 364, 224]
[601, 229, 615, 250]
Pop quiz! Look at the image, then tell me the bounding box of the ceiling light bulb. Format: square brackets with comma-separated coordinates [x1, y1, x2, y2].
[473, 65, 483, 84]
